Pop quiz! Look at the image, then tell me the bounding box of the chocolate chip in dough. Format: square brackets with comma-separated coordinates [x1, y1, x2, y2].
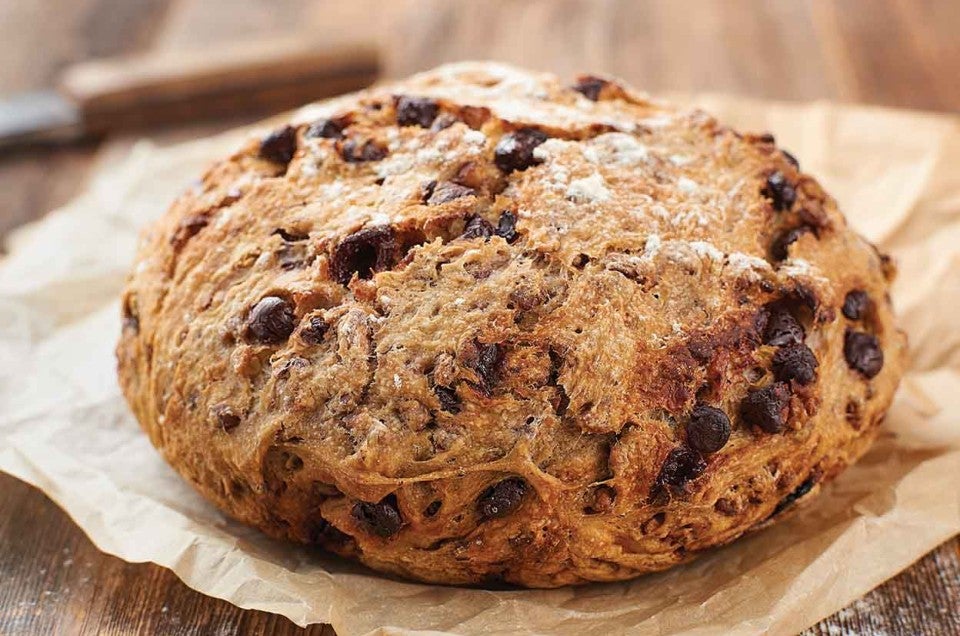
[842, 290, 870, 321]
[772, 476, 817, 516]
[494, 128, 548, 173]
[339, 138, 388, 163]
[299, 316, 328, 346]
[572, 76, 608, 101]
[427, 181, 476, 205]
[396, 96, 440, 128]
[305, 118, 345, 140]
[763, 171, 797, 211]
[686, 405, 731, 454]
[844, 329, 884, 378]
[740, 381, 791, 433]
[352, 496, 403, 538]
[655, 447, 707, 491]
[762, 308, 805, 346]
[477, 477, 527, 519]
[461, 215, 494, 240]
[330, 226, 398, 285]
[772, 343, 819, 385]
[259, 125, 297, 165]
[247, 296, 296, 344]
[472, 342, 504, 390]
[495, 211, 518, 243]
[433, 385, 462, 414]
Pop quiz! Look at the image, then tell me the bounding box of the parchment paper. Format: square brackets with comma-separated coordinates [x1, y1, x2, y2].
[1, 94, 959, 635]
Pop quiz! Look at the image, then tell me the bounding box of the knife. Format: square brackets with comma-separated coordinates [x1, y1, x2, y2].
[0, 37, 380, 150]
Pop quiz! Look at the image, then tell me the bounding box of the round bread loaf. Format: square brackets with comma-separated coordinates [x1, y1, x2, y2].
[117, 62, 906, 587]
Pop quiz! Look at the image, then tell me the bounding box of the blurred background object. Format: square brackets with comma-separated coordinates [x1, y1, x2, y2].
[1, 0, 959, 242]
[0, 1, 958, 634]
[0, 37, 378, 149]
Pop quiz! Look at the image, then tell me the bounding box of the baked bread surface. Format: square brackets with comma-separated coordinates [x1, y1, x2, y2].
[117, 62, 906, 587]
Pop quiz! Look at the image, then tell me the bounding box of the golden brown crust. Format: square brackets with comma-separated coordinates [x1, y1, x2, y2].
[116, 62, 907, 587]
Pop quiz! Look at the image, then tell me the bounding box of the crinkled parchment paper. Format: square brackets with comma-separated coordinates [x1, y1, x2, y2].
[1, 94, 958, 635]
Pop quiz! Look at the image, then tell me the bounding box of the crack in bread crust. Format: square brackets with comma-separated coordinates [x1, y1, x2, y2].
[117, 62, 907, 588]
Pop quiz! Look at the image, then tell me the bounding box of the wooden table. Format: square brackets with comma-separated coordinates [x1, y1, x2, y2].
[1, 1, 958, 633]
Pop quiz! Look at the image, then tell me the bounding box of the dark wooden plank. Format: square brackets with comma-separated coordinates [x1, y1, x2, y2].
[0, 474, 333, 636]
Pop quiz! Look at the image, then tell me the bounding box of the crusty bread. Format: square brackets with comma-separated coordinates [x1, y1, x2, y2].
[117, 62, 906, 587]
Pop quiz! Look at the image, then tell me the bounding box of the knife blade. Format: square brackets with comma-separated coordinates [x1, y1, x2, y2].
[0, 90, 84, 148]
[0, 37, 380, 151]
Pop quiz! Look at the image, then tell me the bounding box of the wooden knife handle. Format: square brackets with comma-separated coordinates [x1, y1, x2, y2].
[58, 37, 380, 132]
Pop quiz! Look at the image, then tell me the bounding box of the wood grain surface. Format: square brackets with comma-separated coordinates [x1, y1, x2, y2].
[1, 1, 958, 634]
